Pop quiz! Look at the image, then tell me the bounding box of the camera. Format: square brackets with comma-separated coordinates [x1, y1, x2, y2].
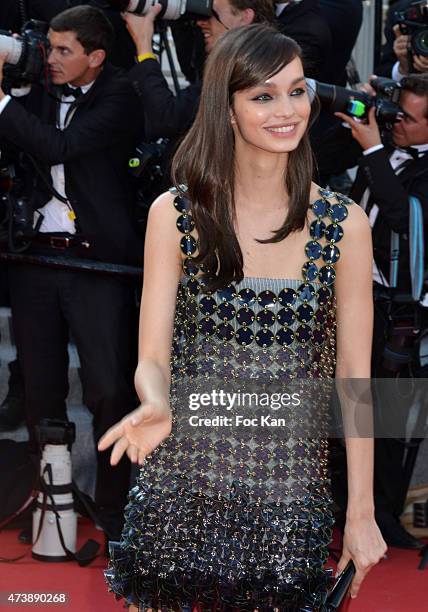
[108, 0, 212, 21]
[396, 0, 428, 57]
[32, 419, 77, 562]
[129, 139, 168, 235]
[309, 76, 403, 129]
[0, 157, 14, 239]
[0, 20, 49, 90]
[0, 149, 39, 252]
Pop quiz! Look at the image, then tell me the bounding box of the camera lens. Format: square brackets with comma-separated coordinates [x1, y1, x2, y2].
[0, 33, 24, 65]
[413, 29, 428, 57]
[108, 0, 212, 20]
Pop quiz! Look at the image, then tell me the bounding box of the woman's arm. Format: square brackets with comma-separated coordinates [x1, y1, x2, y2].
[98, 190, 182, 465]
[334, 203, 387, 598]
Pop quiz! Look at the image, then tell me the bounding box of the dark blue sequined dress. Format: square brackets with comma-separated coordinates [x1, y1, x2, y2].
[106, 187, 353, 611]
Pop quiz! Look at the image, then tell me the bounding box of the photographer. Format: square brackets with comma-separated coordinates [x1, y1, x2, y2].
[392, 22, 428, 81]
[336, 73, 428, 549]
[0, 5, 143, 542]
[124, 0, 274, 142]
[376, 0, 428, 80]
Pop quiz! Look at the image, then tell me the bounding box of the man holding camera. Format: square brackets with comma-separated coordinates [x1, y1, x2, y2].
[123, 0, 274, 142]
[377, 0, 428, 80]
[336, 73, 428, 549]
[0, 5, 143, 542]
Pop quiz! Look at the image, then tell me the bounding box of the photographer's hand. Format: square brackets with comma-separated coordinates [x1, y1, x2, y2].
[393, 24, 411, 76]
[122, 4, 163, 56]
[335, 107, 382, 151]
[356, 79, 376, 98]
[413, 54, 428, 73]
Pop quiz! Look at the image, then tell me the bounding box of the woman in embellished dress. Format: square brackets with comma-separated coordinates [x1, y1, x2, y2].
[99, 24, 387, 611]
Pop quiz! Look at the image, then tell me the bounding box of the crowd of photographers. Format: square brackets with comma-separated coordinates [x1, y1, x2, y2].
[0, 0, 427, 551]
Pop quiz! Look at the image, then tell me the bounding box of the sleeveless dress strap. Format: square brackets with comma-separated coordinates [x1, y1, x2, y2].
[170, 187, 200, 278]
[303, 188, 354, 289]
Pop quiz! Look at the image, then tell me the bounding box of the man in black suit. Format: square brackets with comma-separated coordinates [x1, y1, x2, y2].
[0, 5, 143, 540]
[376, 0, 428, 79]
[337, 74, 428, 549]
[275, 0, 331, 80]
[0, 0, 137, 69]
[123, 0, 274, 142]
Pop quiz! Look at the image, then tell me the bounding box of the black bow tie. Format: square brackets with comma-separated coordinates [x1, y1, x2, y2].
[61, 84, 83, 99]
[399, 146, 421, 161]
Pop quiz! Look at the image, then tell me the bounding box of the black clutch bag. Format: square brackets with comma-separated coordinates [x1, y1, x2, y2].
[321, 560, 356, 611]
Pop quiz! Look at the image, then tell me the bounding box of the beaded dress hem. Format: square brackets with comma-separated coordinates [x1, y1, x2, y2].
[105, 476, 335, 612]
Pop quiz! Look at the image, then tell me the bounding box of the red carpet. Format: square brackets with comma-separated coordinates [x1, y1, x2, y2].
[0, 519, 427, 611]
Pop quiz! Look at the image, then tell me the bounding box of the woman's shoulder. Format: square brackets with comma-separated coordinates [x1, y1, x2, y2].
[310, 182, 370, 237]
[146, 188, 197, 265]
[145, 188, 188, 247]
[147, 188, 188, 225]
[149, 188, 177, 214]
[334, 192, 371, 241]
[324, 190, 372, 265]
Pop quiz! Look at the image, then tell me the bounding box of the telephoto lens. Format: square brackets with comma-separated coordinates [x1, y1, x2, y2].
[0, 32, 24, 65]
[32, 420, 77, 562]
[108, 0, 212, 21]
[0, 21, 49, 88]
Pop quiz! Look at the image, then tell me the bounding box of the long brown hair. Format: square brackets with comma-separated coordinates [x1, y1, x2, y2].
[172, 24, 316, 291]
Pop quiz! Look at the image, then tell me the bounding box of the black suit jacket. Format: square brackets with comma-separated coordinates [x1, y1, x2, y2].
[129, 59, 202, 142]
[276, 0, 332, 80]
[350, 147, 428, 293]
[375, 0, 413, 77]
[0, 0, 22, 31]
[319, 0, 363, 86]
[0, 63, 143, 265]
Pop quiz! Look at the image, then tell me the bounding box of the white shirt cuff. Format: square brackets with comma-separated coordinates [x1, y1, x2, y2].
[363, 144, 384, 156]
[392, 61, 407, 83]
[0, 94, 11, 115]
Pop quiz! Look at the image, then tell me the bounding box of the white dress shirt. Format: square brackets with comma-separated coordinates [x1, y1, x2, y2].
[392, 61, 407, 83]
[0, 81, 94, 234]
[35, 81, 94, 233]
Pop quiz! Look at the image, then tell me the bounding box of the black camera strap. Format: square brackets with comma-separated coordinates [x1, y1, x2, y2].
[18, 0, 28, 27]
[38, 463, 101, 566]
[1, 462, 101, 565]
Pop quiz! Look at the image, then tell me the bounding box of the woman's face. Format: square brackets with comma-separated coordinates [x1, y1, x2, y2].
[230, 57, 311, 156]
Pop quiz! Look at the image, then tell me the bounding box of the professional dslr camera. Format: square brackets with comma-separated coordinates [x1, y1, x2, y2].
[309, 76, 403, 129]
[0, 20, 49, 90]
[395, 0, 428, 58]
[0, 146, 38, 252]
[108, 0, 212, 21]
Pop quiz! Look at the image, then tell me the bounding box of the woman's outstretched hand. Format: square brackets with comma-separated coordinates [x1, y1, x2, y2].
[98, 402, 172, 466]
[337, 515, 387, 599]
